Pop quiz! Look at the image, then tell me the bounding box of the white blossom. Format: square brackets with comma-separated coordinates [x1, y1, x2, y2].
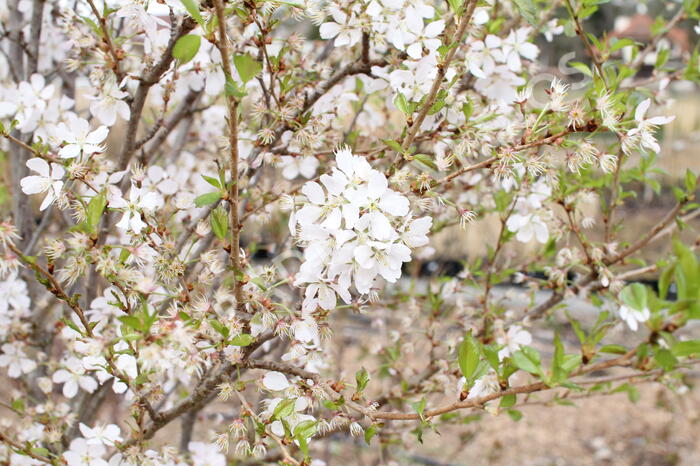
[57, 116, 109, 159]
[619, 305, 650, 331]
[0, 342, 37, 378]
[20, 158, 65, 211]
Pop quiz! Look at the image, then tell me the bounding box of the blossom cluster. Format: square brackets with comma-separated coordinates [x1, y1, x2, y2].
[291, 148, 431, 311]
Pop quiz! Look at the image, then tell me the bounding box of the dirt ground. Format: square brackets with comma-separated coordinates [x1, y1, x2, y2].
[418, 385, 699, 466]
[323, 380, 700, 466]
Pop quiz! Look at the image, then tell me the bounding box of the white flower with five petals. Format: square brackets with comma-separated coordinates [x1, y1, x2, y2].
[625, 98, 675, 154]
[57, 117, 108, 159]
[109, 185, 161, 234]
[20, 157, 65, 211]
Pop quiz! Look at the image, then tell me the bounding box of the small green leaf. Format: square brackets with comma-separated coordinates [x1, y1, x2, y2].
[194, 191, 221, 207]
[512, 0, 538, 25]
[272, 398, 296, 420]
[211, 206, 228, 241]
[229, 333, 255, 346]
[671, 339, 700, 357]
[654, 348, 677, 371]
[382, 139, 403, 153]
[225, 77, 248, 98]
[173, 34, 201, 64]
[569, 62, 593, 79]
[234, 54, 263, 83]
[499, 393, 516, 408]
[620, 282, 648, 311]
[599, 344, 628, 355]
[413, 153, 437, 171]
[393, 92, 410, 114]
[458, 332, 481, 382]
[658, 262, 675, 299]
[293, 420, 318, 440]
[11, 398, 25, 413]
[512, 346, 542, 376]
[119, 315, 143, 332]
[507, 409, 523, 421]
[209, 319, 230, 338]
[180, 0, 204, 25]
[355, 367, 370, 392]
[202, 174, 222, 189]
[30, 447, 50, 457]
[86, 192, 107, 233]
[411, 397, 427, 420]
[610, 38, 637, 52]
[613, 383, 640, 403]
[447, 0, 464, 13]
[462, 99, 474, 121]
[685, 170, 697, 193]
[364, 424, 377, 444]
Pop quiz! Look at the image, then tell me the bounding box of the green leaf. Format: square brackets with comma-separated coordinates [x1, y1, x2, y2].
[119, 315, 142, 332]
[224, 77, 247, 98]
[272, 398, 296, 420]
[382, 139, 403, 153]
[413, 153, 437, 171]
[172, 35, 201, 64]
[393, 92, 410, 114]
[658, 262, 675, 299]
[686, 170, 697, 193]
[428, 91, 447, 115]
[447, 0, 464, 14]
[180, 0, 204, 25]
[507, 409, 523, 421]
[229, 334, 255, 346]
[551, 332, 566, 383]
[654, 348, 677, 371]
[209, 319, 230, 338]
[211, 206, 228, 241]
[599, 344, 628, 355]
[411, 397, 427, 421]
[655, 47, 670, 68]
[499, 393, 516, 408]
[610, 38, 637, 52]
[674, 238, 700, 305]
[234, 54, 263, 83]
[512, 0, 538, 25]
[364, 424, 377, 444]
[11, 398, 25, 413]
[86, 192, 107, 233]
[569, 61, 593, 78]
[462, 100, 474, 121]
[620, 282, 648, 311]
[355, 367, 370, 392]
[30, 447, 50, 457]
[202, 174, 222, 189]
[613, 383, 640, 403]
[457, 332, 481, 382]
[671, 339, 700, 357]
[194, 191, 221, 207]
[512, 346, 542, 376]
[293, 419, 318, 440]
[272, 0, 304, 7]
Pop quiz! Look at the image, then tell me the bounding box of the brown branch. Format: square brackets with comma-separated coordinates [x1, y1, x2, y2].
[0, 431, 53, 464]
[393, 1, 478, 166]
[116, 16, 196, 171]
[438, 128, 575, 184]
[86, 0, 124, 82]
[365, 350, 637, 421]
[213, 0, 244, 313]
[27, 0, 45, 76]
